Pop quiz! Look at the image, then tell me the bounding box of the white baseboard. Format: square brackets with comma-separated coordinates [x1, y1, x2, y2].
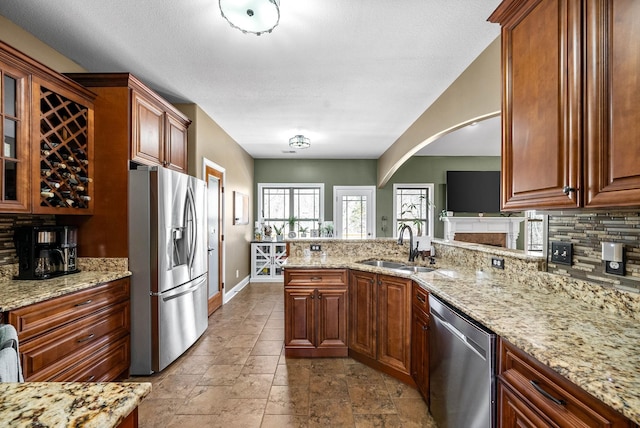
[223, 275, 250, 304]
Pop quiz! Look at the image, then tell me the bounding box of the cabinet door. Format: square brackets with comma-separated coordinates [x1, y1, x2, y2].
[377, 274, 411, 374]
[316, 286, 348, 350]
[348, 270, 377, 359]
[165, 113, 187, 172]
[284, 287, 315, 349]
[411, 307, 429, 401]
[131, 90, 164, 167]
[494, 0, 582, 210]
[585, 0, 640, 207]
[0, 62, 30, 213]
[498, 381, 552, 428]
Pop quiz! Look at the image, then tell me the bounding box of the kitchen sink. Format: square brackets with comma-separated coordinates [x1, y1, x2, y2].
[396, 266, 435, 273]
[358, 260, 406, 269]
[357, 259, 435, 274]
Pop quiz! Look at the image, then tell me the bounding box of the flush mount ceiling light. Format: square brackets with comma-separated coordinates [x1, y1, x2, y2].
[289, 135, 311, 149]
[219, 0, 280, 36]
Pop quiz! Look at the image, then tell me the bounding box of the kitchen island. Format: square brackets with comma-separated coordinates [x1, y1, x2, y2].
[284, 238, 640, 425]
[0, 381, 151, 427]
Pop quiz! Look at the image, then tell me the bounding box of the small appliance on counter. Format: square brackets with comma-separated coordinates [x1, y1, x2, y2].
[13, 225, 80, 280]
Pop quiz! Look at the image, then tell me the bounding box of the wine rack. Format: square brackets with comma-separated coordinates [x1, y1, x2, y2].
[37, 85, 92, 211]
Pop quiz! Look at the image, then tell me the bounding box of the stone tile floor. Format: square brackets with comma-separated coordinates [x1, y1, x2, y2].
[128, 282, 437, 427]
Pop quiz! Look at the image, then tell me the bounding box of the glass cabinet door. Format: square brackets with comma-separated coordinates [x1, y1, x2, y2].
[0, 65, 29, 212]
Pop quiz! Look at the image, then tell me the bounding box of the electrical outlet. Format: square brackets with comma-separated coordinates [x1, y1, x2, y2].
[491, 257, 505, 269]
[551, 242, 573, 266]
[310, 244, 321, 252]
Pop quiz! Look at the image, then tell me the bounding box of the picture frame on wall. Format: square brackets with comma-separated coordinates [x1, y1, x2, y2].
[234, 191, 249, 225]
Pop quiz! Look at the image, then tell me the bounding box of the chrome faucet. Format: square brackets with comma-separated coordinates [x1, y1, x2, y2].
[398, 225, 419, 262]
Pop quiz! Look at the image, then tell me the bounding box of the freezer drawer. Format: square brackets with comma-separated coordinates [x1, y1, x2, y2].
[154, 274, 208, 372]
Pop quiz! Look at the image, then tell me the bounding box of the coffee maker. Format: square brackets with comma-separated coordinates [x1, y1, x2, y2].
[13, 226, 80, 280]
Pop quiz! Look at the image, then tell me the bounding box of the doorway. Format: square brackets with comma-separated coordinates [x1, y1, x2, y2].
[333, 186, 376, 239]
[204, 159, 224, 315]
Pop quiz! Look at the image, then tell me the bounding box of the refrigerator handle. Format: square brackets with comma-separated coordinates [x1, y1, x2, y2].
[185, 187, 197, 271]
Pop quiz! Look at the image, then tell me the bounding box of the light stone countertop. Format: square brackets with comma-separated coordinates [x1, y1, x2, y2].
[284, 255, 640, 424]
[0, 382, 151, 427]
[0, 270, 131, 312]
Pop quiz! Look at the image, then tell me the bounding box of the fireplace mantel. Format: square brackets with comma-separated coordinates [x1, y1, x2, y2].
[442, 216, 525, 249]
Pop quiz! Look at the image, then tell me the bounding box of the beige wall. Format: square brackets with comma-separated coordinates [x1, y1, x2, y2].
[0, 15, 85, 72]
[378, 37, 501, 187]
[175, 104, 255, 294]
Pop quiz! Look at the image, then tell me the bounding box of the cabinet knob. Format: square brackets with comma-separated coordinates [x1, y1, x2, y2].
[562, 186, 576, 195]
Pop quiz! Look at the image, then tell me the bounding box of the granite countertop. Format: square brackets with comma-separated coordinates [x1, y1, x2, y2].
[0, 382, 151, 427]
[284, 256, 640, 424]
[0, 270, 131, 312]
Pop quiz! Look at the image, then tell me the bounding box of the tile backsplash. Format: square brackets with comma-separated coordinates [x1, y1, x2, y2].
[0, 215, 56, 265]
[547, 211, 640, 293]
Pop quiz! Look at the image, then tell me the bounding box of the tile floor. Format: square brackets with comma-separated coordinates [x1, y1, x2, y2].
[129, 282, 437, 427]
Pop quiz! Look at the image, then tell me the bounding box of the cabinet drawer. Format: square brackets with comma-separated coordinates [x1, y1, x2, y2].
[9, 278, 130, 341]
[49, 334, 130, 382]
[285, 269, 347, 286]
[20, 300, 129, 380]
[412, 283, 429, 314]
[499, 339, 633, 427]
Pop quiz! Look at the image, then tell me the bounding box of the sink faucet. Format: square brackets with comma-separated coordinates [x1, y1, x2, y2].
[398, 225, 419, 262]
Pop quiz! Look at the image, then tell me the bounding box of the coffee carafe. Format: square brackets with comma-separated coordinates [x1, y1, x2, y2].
[57, 226, 79, 274]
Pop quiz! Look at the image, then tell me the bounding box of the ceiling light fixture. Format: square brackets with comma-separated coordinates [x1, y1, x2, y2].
[219, 0, 280, 36]
[289, 135, 311, 149]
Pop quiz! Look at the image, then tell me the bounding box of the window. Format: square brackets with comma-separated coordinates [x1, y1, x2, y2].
[258, 183, 324, 236]
[393, 184, 435, 238]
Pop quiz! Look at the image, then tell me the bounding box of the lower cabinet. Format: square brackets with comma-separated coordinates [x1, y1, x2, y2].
[410, 284, 429, 402]
[498, 338, 635, 427]
[8, 278, 131, 381]
[284, 269, 348, 357]
[348, 270, 412, 382]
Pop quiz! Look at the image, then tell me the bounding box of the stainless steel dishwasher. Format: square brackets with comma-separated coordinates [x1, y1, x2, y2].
[429, 294, 496, 428]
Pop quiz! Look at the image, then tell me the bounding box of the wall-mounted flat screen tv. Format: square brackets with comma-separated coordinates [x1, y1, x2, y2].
[446, 170, 501, 213]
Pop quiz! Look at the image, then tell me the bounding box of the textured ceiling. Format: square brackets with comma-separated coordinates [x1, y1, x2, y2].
[0, 1, 502, 159]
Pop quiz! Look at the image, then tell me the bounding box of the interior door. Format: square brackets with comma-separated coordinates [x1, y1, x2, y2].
[205, 163, 223, 315]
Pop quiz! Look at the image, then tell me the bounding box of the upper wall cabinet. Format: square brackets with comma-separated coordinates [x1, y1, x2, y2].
[0, 41, 95, 215]
[489, 0, 640, 210]
[131, 89, 189, 173]
[0, 52, 30, 213]
[67, 73, 191, 174]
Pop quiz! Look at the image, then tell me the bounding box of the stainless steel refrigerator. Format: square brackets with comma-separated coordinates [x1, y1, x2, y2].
[128, 165, 208, 375]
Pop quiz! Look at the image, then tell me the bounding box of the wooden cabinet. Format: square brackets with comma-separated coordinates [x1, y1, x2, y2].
[489, 0, 640, 210]
[410, 284, 429, 402]
[498, 338, 635, 427]
[0, 50, 30, 213]
[348, 270, 412, 383]
[284, 269, 348, 357]
[377, 274, 412, 375]
[60, 73, 191, 258]
[7, 278, 131, 382]
[0, 41, 95, 214]
[348, 270, 377, 359]
[131, 89, 188, 173]
[251, 242, 287, 281]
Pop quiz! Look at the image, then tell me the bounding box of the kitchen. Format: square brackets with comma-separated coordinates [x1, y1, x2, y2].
[0, 1, 640, 427]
